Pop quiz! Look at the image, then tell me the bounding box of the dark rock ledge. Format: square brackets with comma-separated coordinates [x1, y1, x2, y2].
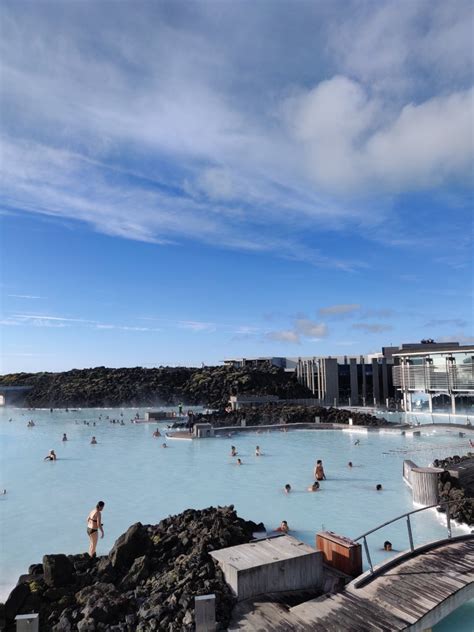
[0, 506, 264, 631]
[435, 453, 474, 527]
[193, 403, 390, 428]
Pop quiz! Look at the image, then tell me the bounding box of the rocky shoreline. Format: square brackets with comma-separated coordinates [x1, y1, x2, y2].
[1, 506, 264, 631]
[0, 365, 310, 409]
[193, 403, 390, 428]
[435, 454, 474, 527]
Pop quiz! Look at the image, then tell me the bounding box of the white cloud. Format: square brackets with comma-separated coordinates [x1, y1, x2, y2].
[329, 1, 473, 95]
[284, 78, 473, 192]
[0, 1, 472, 263]
[294, 319, 328, 338]
[265, 318, 328, 344]
[265, 329, 300, 344]
[319, 304, 360, 317]
[7, 294, 44, 299]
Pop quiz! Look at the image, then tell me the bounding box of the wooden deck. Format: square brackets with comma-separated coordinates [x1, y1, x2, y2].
[228, 537, 474, 631]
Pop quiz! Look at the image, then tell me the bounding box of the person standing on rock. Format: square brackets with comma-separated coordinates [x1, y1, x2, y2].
[87, 501, 105, 557]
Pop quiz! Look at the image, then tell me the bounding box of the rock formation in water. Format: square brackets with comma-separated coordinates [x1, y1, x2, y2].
[193, 403, 390, 427]
[0, 506, 264, 631]
[0, 365, 311, 408]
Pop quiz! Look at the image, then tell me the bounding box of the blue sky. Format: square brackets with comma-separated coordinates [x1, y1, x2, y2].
[1, 0, 473, 372]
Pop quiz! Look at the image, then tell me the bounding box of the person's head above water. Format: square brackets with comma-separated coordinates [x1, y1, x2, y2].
[383, 540, 392, 551]
[376, 484, 383, 491]
[284, 484, 291, 493]
[348, 461, 353, 467]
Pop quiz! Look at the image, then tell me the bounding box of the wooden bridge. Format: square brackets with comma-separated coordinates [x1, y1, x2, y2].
[229, 505, 474, 632]
[289, 536, 474, 631]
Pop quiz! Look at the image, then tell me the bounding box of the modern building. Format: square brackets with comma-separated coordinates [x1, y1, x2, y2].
[225, 351, 395, 406]
[295, 352, 395, 407]
[223, 341, 473, 411]
[392, 343, 474, 414]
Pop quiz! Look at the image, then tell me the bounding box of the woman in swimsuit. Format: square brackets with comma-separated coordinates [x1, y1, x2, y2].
[44, 450, 57, 461]
[87, 501, 105, 557]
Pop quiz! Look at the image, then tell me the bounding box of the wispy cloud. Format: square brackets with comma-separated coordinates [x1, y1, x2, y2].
[178, 320, 217, 333]
[294, 319, 328, 338]
[1, 2, 472, 267]
[265, 318, 328, 344]
[7, 294, 44, 299]
[1, 313, 161, 332]
[13, 314, 94, 323]
[352, 323, 393, 333]
[318, 304, 360, 317]
[265, 329, 300, 344]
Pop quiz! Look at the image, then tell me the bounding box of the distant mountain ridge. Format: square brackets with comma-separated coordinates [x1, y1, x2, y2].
[0, 365, 312, 408]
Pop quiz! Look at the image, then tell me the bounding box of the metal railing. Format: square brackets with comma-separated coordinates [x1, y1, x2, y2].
[353, 499, 463, 574]
[393, 364, 474, 391]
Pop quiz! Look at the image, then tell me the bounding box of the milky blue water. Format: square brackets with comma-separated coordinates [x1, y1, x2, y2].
[1, 407, 473, 629]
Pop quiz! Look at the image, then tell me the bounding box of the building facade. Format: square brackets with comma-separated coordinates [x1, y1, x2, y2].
[392, 343, 474, 413]
[223, 341, 473, 411]
[295, 353, 394, 407]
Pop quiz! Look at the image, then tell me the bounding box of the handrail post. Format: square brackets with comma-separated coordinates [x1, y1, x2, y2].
[446, 503, 452, 538]
[406, 515, 414, 551]
[362, 536, 374, 574]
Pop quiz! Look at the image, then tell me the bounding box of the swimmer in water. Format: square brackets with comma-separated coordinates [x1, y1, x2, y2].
[354, 439, 360, 445]
[44, 449, 57, 461]
[255, 446, 261, 456]
[236, 458, 242, 465]
[376, 484, 383, 491]
[314, 459, 326, 481]
[383, 540, 392, 551]
[153, 429, 161, 437]
[276, 520, 289, 533]
[284, 484, 291, 494]
[308, 481, 320, 492]
[348, 461, 353, 468]
[91, 437, 97, 445]
[62, 433, 68, 441]
[162, 443, 167, 448]
[230, 446, 238, 456]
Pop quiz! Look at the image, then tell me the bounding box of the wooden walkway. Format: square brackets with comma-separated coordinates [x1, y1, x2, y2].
[229, 537, 474, 631]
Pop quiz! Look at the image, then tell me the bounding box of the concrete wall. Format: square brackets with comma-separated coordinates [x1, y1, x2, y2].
[350, 359, 358, 406]
[222, 551, 324, 601]
[403, 460, 418, 487]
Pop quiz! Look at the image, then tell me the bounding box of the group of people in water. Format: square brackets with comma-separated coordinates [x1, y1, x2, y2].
[43, 433, 99, 461]
[228, 444, 386, 537]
